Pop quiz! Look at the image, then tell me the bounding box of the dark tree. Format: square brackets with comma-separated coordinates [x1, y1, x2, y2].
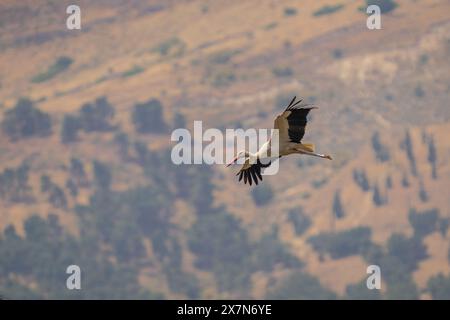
[70, 157, 87, 186]
[188, 210, 253, 292]
[439, 218, 449, 237]
[387, 234, 427, 273]
[40, 175, 52, 193]
[0, 163, 32, 202]
[308, 227, 372, 259]
[113, 132, 129, 159]
[93, 160, 112, 190]
[401, 130, 417, 176]
[408, 208, 439, 239]
[364, 0, 398, 14]
[427, 136, 437, 179]
[371, 132, 390, 162]
[333, 190, 345, 218]
[61, 115, 81, 143]
[134, 141, 150, 165]
[401, 173, 410, 188]
[427, 274, 450, 300]
[2, 98, 52, 141]
[65, 179, 78, 197]
[79, 97, 115, 132]
[267, 271, 336, 299]
[132, 99, 167, 133]
[418, 182, 428, 203]
[288, 207, 311, 236]
[0, 169, 15, 198]
[353, 169, 370, 191]
[372, 183, 385, 206]
[385, 175, 393, 189]
[252, 227, 303, 272]
[190, 166, 215, 214]
[173, 112, 186, 129]
[251, 184, 274, 207]
[345, 280, 381, 300]
[48, 185, 67, 209]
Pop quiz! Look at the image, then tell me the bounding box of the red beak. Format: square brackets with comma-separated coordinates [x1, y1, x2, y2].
[226, 156, 239, 167]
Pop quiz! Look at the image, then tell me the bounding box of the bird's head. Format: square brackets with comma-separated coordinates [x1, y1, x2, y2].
[226, 150, 249, 167]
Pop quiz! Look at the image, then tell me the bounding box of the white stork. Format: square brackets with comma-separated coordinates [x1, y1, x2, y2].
[226, 96, 332, 185]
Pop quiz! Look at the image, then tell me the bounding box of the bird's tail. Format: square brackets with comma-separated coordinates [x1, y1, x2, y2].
[301, 143, 315, 152]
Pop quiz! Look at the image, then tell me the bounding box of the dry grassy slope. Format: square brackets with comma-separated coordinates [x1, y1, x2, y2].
[1, 0, 450, 298]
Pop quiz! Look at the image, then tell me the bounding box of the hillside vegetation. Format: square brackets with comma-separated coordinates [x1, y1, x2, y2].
[0, 0, 450, 299]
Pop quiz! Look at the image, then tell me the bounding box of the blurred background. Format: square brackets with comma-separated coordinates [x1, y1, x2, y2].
[0, 0, 449, 299]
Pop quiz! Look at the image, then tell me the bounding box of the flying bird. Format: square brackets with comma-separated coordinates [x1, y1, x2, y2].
[226, 96, 332, 186]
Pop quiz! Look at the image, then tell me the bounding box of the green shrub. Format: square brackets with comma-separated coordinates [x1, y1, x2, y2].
[152, 37, 185, 57]
[263, 22, 278, 30]
[284, 7, 298, 16]
[272, 66, 293, 78]
[31, 56, 73, 83]
[332, 48, 343, 59]
[362, 0, 398, 14]
[208, 49, 240, 65]
[313, 4, 344, 17]
[121, 65, 144, 78]
[211, 70, 236, 87]
[414, 85, 425, 98]
[428, 274, 450, 299]
[419, 54, 429, 65]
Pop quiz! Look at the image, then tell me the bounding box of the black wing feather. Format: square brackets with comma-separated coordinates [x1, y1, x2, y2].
[250, 169, 258, 185]
[284, 96, 315, 143]
[236, 159, 271, 186]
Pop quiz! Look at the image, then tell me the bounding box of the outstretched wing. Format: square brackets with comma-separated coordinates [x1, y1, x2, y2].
[236, 159, 271, 186]
[274, 96, 317, 144]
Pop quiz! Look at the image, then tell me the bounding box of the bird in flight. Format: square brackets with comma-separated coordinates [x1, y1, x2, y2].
[226, 96, 332, 186]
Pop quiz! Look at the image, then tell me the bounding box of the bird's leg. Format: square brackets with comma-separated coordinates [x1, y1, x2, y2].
[301, 150, 332, 160]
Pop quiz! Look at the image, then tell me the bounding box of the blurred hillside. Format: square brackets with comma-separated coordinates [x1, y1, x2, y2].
[0, 0, 450, 299]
